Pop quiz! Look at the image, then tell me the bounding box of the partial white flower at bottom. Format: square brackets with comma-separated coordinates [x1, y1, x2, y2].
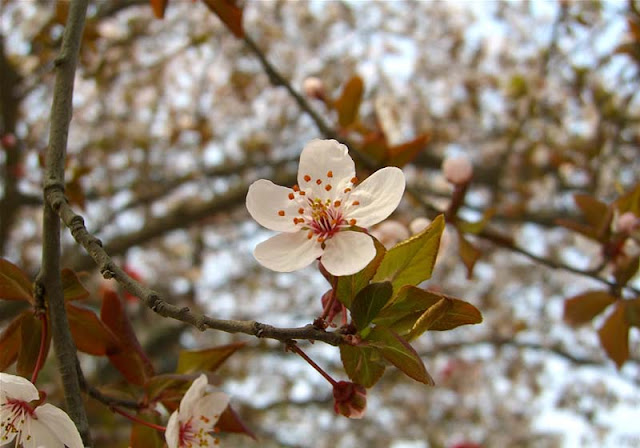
[246, 139, 406, 276]
[0, 373, 83, 448]
[165, 374, 229, 448]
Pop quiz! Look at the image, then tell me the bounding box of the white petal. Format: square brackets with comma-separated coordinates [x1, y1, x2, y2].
[191, 392, 229, 428]
[297, 139, 355, 201]
[165, 411, 180, 448]
[180, 374, 208, 414]
[346, 167, 405, 228]
[254, 231, 323, 272]
[0, 373, 39, 403]
[321, 231, 376, 276]
[246, 180, 300, 232]
[33, 404, 84, 448]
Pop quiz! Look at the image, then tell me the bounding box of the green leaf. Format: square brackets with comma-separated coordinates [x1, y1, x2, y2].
[367, 327, 434, 385]
[17, 312, 49, 378]
[598, 302, 629, 369]
[350, 282, 393, 331]
[201, 0, 245, 38]
[374, 286, 482, 337]
[335, 237, 386, 308]
[335, 75, 364, 127]
[62, 269, 90, 301]
[339, 344, 385, 388]
[177, 342, 246, 374]
[563, 290, 617, 326]
[0, 258, 33, 303]
[67, 303, 120, 356]
[407, 298, 452, 341]
[144, 373, 196, 402]
[456, 207, 496, 235]
[0, 313, 24, 371]
[372, 215, 444, 292]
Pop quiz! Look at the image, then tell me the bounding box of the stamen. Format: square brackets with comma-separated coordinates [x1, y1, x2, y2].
[351, 176, 358, 184]
[325, 185, 332, 191]
[349, 219, 357, 226]
[307, 231, 314, 239]
[298, 208, 304, 214]
[344, 188, 351, 193]
[304, 175, 311, 182]
[299, 191, 306, 196]
[327, 170, 333, 178]
[334, 200, 341, 207]
[278, 210, 285, 216]
[293, 184, 300, 192]
[352, 200, 360, 205]
[316, 179, 322, 185]
[288, 193, 295, 200]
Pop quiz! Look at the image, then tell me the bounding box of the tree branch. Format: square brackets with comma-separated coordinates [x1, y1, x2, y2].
[39, 0, 91, 444]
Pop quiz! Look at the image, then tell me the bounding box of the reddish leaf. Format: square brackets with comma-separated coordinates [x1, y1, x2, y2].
[574, 194, 609, 228]
[67, 303, 120, 356]
[150, 0, 169, 19]
[17, 312, 50, 378]
[360, 132, 388, 164]
[598, 303, 630, 369]
[556, 218, 600, 241]
[201, 0, 244, 38]
[217, 406, 257, 440]
[145, 373, 195, 403]
[177, 342, 246, 374]
[334, 76, 364, 128]
[0, 313, 24, 370]
[625, 298, 640, 328]
[613, 255, 639, 287]
[62, 269, 90, 301]
[387, 134, 430, 168]
[101, 290, 154, 385]
[0, 258, 33, 303]
[564, 290, 617, 326]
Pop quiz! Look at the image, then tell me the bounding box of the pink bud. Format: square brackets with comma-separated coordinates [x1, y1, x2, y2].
[302, 77, 326, 100]
[442, 155, 473, 185]
[1, 133, 17, 149]
[617, 212, 640, 234]
[333, 381, 366, 419]
[370, 220, 409, 249]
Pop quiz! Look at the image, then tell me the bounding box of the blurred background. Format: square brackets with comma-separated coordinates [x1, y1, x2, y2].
[1, 0, 639, 447]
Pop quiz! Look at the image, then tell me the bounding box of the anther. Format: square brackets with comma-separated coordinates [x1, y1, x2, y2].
[351, 176, 358, 184]
[307, 231, 314, 239]
[278, 210, 285, 216]
[299, 191, 306, 196]
[298, 208, 304, 214]
[334, 200, 341, 207]
[344, 188, 351, 193]
[316, 179, 322, 185]
[327, 170, 333, 178]
[352, 200, 360, 205]
[325, 185, 332, 191]
[304, 175, 311, 182]
[288, 193, 295, 200]
[349, 219, 357, 226]
[293, 184, 300, 192]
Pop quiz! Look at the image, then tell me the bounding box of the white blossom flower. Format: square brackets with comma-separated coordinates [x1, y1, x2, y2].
[246, 139, 406, 276]
[0, 373, 83, 448]
[165, 374, 229, 448]
[442, 155, 473, 185]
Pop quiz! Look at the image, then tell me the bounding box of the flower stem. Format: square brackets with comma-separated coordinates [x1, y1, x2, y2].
[31, 314, 48, 384]
[288, 343, 338, 387]
[111, 406, 167, 432]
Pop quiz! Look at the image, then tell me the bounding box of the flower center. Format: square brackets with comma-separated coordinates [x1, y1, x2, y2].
[178, 417, 220, 447]
[1, 399, 35, 442]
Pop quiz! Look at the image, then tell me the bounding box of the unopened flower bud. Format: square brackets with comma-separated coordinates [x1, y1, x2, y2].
[303, 77, 326, 100]
[370, 220, 409, 249]
[442, 155, 473, 185]
[1, 133, 17, 149]
[409, 217, 430, 235]
[616, 212, 640, 235]
[333, 381, 366, 419]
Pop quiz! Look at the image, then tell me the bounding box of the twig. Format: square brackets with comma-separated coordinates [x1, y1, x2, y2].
[38, 0, 91, 444]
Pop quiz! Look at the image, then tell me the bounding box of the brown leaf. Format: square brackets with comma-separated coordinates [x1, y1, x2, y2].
[0, 258, 34, 303]
[334, 75, 364, 128]
[201, 0, 244, 38]
[597, 303, 629, 369]
[387, 134, 430, 168]
[150, 0, 169, 19]
[563, 290, 617, 326]
[67, 303, 120, 356]
[0, 314, 24, 371]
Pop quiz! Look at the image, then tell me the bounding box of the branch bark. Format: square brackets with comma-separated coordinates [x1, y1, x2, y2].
[39, 0, 91, 445]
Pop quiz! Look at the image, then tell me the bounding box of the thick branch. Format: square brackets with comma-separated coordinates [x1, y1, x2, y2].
[40, 0, 91, 444]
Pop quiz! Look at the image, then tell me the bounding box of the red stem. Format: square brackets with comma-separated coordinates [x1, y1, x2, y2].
[31, 314, 48, 384]
[288, 343, 338, 387]
[112, 406, 167, 432]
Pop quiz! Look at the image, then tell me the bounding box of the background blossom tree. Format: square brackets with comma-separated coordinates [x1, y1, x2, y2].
[0, 0, 639, 447]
